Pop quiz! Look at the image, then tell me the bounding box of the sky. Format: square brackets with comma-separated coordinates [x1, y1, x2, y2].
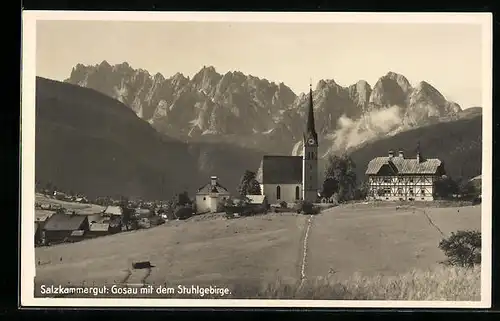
[36, 20, 484, 108]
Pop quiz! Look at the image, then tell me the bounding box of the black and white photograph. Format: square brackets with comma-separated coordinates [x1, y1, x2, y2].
[20, 11, 492, 308]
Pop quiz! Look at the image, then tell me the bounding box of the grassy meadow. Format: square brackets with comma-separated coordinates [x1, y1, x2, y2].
[33, 202, 482, 300]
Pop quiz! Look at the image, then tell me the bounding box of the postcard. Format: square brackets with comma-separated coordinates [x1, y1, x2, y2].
[21, 11, 492, 308]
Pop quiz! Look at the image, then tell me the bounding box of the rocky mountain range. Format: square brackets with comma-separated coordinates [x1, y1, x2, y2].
[66, 61, 476, 157]
[35, 76, 482, 200]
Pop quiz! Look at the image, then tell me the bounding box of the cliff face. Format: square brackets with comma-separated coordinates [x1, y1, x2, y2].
[66, 63, 468, 157]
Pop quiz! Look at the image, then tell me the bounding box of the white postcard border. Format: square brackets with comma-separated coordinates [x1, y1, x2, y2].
[20, 11, 493, 308]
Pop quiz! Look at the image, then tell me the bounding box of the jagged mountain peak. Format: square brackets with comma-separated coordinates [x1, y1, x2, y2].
[64, 62, 465, 157]
[98, 60, 112, 69]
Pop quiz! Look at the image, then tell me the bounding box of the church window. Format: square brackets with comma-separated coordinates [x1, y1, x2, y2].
[276, 186, 281, 200]
[295, 186, 300, 200]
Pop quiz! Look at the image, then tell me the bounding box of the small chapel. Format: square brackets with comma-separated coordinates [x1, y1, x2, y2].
[255, 83, 319, 204]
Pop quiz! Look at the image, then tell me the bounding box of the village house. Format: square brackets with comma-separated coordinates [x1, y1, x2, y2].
[245, 195, 269, 213]
[41, 213, 90, 244]
[195, 176, 231, 214]
[256, 84, 319, 204]
[365, 147, 445, 201]
[103, 205, 123, 217]
[85, 213, 111, 237]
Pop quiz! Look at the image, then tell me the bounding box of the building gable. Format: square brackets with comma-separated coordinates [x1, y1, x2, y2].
[366, 156, 443, 176]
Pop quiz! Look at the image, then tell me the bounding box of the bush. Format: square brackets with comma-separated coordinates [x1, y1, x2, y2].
[438, 230, 481, 267]
[174, 206, 193, 220]
[294, 200, 318, 214]
[279, 201, 288, 208]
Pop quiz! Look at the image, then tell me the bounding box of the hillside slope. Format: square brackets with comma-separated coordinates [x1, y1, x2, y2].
[66, 62, 465, 155]
[347, 115, 482, 182]
[35, 77, 264, 200]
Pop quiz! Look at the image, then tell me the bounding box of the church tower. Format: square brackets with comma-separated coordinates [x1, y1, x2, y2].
[302, 83, 318, 202]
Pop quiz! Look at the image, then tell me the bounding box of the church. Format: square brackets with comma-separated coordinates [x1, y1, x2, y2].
[255, 84, 319, 204]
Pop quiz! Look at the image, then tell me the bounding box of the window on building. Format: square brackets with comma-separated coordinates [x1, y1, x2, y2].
[397, 188, 403, 196]
[203, 197, 206, 201]
[295, 186, 300, 200]
[276, 186, 281, 200]
[409, 177, 414, 183]
[383, 177, 390, 183]
[409, 188, 414, 195]
[421, 189, 425, 196]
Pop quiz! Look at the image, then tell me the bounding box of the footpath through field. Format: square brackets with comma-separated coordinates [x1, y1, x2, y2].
[302, 204, 481, 281]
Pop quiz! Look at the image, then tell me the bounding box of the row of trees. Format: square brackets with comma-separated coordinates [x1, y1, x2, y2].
[433, 175, 480, 200]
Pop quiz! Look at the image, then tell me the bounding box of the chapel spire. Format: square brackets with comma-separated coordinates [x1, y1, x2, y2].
[306, 81, 318, 143]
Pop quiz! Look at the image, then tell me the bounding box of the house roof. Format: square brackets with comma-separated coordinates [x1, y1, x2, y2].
[196, 182, 230, 195]
[246, 195, 266, 204]
[89, 222, 110, 232]
[135, 208, 151, 215]
[256, 155, 303, 184]
[35, 209, 54, 222]
[43, 214, 88, 231]
[365, 156, 443, 175]
[104, 206, 123, 216]
[87, 213, 105, 224]
[70, 230, 85, 237]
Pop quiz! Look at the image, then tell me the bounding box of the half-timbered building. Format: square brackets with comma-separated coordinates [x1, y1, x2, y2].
[365, 148, 445, 201]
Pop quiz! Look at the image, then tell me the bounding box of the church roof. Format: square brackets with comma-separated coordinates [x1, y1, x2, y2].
[256, 155, 303, 184]
[365, 156, 443, 175]
[196, 182, 230, 195]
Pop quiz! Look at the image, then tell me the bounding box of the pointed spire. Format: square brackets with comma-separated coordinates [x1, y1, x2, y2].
[307, 81, 316, 136]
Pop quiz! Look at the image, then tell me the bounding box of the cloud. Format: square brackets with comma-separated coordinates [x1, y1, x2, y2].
[331, 105, 405, 152]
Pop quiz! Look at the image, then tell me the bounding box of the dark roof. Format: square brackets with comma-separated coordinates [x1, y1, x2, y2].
[256, 155, 303, 184]
[366, 156, 443, 175]
[43, 213, 89, 231]
[196, 182, 230, 195]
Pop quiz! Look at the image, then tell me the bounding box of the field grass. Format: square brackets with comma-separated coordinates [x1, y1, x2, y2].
[232, 265, 480, 300]
[35, 193, 105, 215]
[34, 203, 481, 300]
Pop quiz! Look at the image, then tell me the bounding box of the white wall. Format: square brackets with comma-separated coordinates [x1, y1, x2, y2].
[367, 175, 437, 201]
[262, 183, 302, 205]
[195, 193, 230, 213]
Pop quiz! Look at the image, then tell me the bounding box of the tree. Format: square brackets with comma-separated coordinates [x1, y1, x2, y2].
[237, 170, 261, 196]
[438, 230, 481, 267]
[433, 175, 458, 199]
[458, 180, 478, 200]
[119, 196, 134, 231]
[173, 191, 191, 207]
[322, 154, 357, 202]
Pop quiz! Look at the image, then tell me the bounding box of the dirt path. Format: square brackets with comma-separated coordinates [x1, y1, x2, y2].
[299, 215, 314, 286]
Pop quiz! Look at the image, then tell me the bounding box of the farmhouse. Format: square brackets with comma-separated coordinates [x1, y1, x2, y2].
[42, 213, 89, 244]
[195, 176, 231, 214]
[365, 147, 445, 201]
[256, 84, 319, 204]
[246, 195, 269, 213]
[103, 205, 123, 217]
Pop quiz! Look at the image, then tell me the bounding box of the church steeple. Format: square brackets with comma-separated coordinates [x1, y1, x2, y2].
[305, 82, 318, 145]
[302, 81, 319, 202]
